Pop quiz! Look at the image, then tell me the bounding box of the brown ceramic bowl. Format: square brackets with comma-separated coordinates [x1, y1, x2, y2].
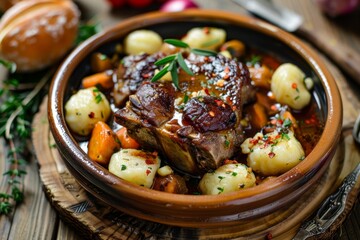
[48, 9, 342, 231]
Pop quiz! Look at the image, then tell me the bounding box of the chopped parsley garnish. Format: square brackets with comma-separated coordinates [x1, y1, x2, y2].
[218, 176, 225, 182]
[93, 88, 102, 103]
[121, 165, 127, 171]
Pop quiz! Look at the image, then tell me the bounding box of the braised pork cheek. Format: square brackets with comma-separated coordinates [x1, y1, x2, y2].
[114, 52, 255, 175]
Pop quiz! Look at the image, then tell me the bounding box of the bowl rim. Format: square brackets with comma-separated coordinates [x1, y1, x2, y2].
[48, 9, 342, 207]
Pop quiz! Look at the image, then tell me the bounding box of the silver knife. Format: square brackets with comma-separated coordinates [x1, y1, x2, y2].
[232, 0, 360, 86]
[292, 163, 360, 239]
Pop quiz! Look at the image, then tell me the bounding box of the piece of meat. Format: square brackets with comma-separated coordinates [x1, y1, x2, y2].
[114, 52, 255, 175]
[113, 52, 165, 107]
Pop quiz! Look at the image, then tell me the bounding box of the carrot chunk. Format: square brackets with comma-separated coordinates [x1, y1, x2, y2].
[82, 71, 114, 89]
[116, 127, 140, 149]
[88, 121, 121, 165]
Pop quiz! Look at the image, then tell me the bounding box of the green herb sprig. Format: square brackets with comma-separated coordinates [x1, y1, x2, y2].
[151, 39, 217, 89]
[0, 60, 52, 215]
[0, 20, 99, 215]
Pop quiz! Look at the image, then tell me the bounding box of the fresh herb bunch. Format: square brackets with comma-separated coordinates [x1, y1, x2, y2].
[0, 60, 48, 215]
[151, 39, 217, 89]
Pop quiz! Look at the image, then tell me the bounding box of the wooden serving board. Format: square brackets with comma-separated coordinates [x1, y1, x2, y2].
[32, 58, 360, 239]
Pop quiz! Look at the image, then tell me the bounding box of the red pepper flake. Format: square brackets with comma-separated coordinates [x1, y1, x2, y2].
[88, 112, 95, 118]
[270, 105, 278, 111]
[224, 66, 230, 73]
[292, 83, 297, 89]
[209, 111, 215, 117]
[142, 73, 150, 78]
[203, 88, 210, 95]
[268, 152, 275, 158]
[223, 74, 229, 80]
[249, 138, 259, 145]
[145, 158, 155, 165]
[204, 56, 209, 62]
[214, 99, 223, 106]
[203, 27, 210, 34]
[146, 169, 151, 176]
[275, 134, 281, 139]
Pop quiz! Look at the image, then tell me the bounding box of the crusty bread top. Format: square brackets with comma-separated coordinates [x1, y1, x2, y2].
[0, 0, 80, 72]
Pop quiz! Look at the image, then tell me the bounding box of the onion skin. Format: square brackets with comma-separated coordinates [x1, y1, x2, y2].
[316, 0, 359, 17]
[160, 0, 198, 12]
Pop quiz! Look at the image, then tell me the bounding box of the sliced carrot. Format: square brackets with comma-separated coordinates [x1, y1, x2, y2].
[88, 121, 121, 165]
[82, 71, 114, 89]
[116, 127, 140, 149]
[248, 102, 268, 130]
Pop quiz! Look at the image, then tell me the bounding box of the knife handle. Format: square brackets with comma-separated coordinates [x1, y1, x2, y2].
[297, 25, 360, 85]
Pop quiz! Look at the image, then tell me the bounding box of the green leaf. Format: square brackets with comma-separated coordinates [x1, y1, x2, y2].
[155, 54, 176, 66]
[151, 66, 169, 82]
[12, 187, 24, 203]
[282, 118, 292, 128]
[0, 59, 16, 73]
[164, 39, 189, 48]
[170, 67, 180, 90]
[176, 53, 194, 76]
[248, 55, 262, 65]
[0, 201, 13, 215]
[76, 22, 100, 45]
[201, 38, 220, 48]
[183, 92, 189, 104]
[191, 48, 217, 56]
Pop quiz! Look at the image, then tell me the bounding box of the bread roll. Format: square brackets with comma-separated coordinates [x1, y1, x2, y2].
[0, 0, 80, 72]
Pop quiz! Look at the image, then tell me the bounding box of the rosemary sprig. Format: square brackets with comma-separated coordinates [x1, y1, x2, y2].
[151, 39, 217, 89]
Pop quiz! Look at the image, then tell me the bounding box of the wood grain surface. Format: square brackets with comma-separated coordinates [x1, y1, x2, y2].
[1, 0, 360, 239]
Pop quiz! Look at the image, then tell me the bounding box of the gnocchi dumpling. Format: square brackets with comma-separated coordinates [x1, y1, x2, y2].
[124, 30, 163, 55]
[109, 149, 161, 188]
[65, 87, 111, 136]
[271, 63, 311, 110]
[181, 27, 226, 51]
[241, 130, 305, 176]
[199, 163, 256, 195]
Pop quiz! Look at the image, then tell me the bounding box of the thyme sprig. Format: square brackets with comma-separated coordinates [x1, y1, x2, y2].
[151, 39, 217, 89]
[0, 61, 52, 215]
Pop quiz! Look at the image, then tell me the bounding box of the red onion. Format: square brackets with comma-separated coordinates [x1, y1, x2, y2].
[160, 0, 198, 12]
[316, 0, 359, 17]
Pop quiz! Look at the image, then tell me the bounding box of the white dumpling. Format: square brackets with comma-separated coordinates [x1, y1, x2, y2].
[199, 163, 256, 195]
[124, 30, 163, 55]
[181, 27, 226, 51]
[65, 87, 111, 136]
[271, 63, 311, 110]
[241, 130, 305, 176]
[109, 149, 161, 188]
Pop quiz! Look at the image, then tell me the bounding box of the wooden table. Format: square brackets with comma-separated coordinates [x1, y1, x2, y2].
[1, 0, 359, 239]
